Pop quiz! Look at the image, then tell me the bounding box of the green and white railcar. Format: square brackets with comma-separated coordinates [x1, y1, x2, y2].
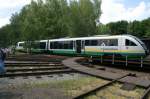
[17, 35, 149, 58]
[16, 40, 48, 53]
[17, 41, 24, 50]
[47, 35, 148, 58]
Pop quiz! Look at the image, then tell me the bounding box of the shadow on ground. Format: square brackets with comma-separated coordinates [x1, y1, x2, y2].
[0, 88, 71, 99]
[0, 92, 22, 99]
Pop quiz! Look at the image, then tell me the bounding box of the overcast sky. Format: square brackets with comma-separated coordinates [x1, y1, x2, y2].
[0, 0, 150, 27]
[100, 0, 150, 24]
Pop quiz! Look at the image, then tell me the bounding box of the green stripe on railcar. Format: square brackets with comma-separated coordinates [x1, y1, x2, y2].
[31, 49, 47, 53]
[49, 49, 75, 56]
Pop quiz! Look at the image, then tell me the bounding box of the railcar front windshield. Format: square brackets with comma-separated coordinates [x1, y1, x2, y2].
[131, 36, 148, 51]
[19, 43, 24, 47]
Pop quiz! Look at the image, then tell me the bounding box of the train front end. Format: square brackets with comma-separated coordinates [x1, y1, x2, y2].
[126, 35, 149, 57]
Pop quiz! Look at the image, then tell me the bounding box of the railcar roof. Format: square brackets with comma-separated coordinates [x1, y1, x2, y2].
[18, 35, 137, 42]
[49, 35, 131, 41]
[18, 40, 48, 43]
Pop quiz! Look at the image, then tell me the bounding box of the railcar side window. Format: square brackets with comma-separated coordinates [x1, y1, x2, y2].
[33, 42, 39, 49]
[102, 39, 109, 46]
[50, 41, 73, 49]
[85, 40, 90, 46]
[98, 39, 118, 46]
[63, 41, 73, 49]
[58, 42, 63, 49]
[69, 41, 73, 49]
[85, 40, 98, 46]
[40, 42, 46, 49]
[54, 42, 58, 49]
[50, 42, 54, 49]
[91, 40, 98, 46]
[109, 39, 118, 46]
[98, 40, 103, 45]
[19, 43, 24, 47]
[126, 39, 137, 46]
[64, 42, 68, 49]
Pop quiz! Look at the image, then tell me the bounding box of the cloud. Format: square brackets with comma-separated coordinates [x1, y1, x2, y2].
[0, 0, 31, 28]
[0, 0, 150, 27]
[0, 17, 10, 27]
[100, 0, 150, 24]
[0, 0, 31, 9]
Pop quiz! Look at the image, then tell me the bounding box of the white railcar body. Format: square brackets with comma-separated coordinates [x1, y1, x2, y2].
[16, 41, 24, 50]
[16, 35, 148, 57]
[48, 35, 147, 56]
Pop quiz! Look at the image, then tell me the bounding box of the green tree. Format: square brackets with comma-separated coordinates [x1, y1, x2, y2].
[142, 18, 150, 37]
[128, 20, 144, 37]
[0, 25, 12, 47]
[44, 0, 70, 38]
[0, 0, 102, 48]
[97, 24, 110, 34]
[69, 0, 101, 37]
[107, 20, 128, 35]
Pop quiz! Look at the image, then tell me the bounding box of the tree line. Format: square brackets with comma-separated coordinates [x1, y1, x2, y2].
[0, 0, 101, 47]
[97, 18, 150, 37]
[0, 0, 149, 48]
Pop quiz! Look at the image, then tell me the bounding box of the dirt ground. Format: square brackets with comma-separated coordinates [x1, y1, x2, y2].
[0, 88, 70, 99]
[0, 73, 78, 99]
[0, 73, 106, 99]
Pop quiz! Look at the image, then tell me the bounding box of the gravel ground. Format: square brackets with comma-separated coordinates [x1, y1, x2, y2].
[0, 88, 68, 99]
[85, 83, 145, 99]
[0, 73, 85, 99]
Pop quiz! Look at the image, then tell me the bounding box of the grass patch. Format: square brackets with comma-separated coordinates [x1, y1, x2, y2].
[20, 76, 108, 97]
[85, 82, 145, 99]
[51, 77, 108, 96]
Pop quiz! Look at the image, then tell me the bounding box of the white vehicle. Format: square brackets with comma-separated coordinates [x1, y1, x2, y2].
[16, 35, 149, 58]
[16, 41, 24, 50]
[16, 40, 48, 53]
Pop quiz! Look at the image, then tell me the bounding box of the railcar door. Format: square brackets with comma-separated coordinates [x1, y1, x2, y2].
[76, 40, 81, 53]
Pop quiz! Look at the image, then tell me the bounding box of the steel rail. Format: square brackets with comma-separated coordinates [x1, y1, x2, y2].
[141, 86, 150, 99]
[5, 64, 63, 67]
[0, 69, 74, 78]
[73, 73, 133, 99]
[6, 67, 68, 72]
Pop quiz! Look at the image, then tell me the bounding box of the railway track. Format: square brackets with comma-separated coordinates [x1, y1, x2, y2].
[76, 57, 150, 99]
[0, 69, 74, 78]
[73, 73, 134, 99]
[141, 87, 150, 99]
[1, 55, 74, 78]
[63, 57, 150, 99]
[74, 72, 150, 99]
[6, 54, 67, 62]
[6, 67, 68, 72]
[3, 54, 150, 98]
[5, 62, 63, 67]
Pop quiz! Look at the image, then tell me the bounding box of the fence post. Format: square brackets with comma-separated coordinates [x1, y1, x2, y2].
[101, 54, 103, 63]
[112, 53, 115, 64]
[126, 56, 128, 66]
[141, 56, 143, 68]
